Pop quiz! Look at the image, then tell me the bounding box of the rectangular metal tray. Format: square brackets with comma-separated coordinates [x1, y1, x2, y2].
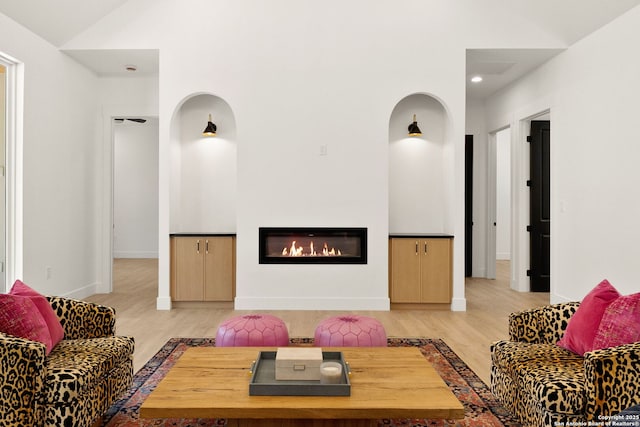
[249, 351, 351, 396]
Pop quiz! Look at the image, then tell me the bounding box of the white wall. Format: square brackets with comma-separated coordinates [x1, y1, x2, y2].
[389, 94, 449, 234]
[113, 118, 159, 258]
[484, 6, 640, 301]
[495, 128, 511, 260]
[59, 0, 581, 311]
[6, 1, 639, 307]
[172, 94, 237, 233]
[0, 12, 100, 298]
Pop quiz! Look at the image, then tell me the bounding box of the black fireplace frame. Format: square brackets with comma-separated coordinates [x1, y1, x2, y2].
[259, 227, 368, 264]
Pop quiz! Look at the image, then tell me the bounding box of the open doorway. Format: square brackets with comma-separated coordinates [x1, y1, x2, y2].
[486, 127, 511, 280]
[112, 117, 159, 286]
[486, 112, 551, 293]
[113, 117, 159, 259]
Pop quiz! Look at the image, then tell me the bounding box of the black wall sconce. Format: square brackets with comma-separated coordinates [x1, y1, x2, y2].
[408, 114, 422, 137]
[203, 114, 217, 137]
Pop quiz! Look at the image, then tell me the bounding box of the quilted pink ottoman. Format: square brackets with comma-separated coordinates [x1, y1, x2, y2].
[314, 315, 387, 347]
[215, 314, 289, 347]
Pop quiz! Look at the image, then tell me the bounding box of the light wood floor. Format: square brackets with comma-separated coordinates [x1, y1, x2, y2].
[86, 259, 549, 385]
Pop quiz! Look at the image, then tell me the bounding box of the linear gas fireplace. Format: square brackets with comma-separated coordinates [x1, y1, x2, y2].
[259, 227, 367, 264]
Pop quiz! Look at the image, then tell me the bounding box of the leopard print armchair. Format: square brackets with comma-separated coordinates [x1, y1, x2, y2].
[491, 302, 640, 427]
[0, 297, 134, 427]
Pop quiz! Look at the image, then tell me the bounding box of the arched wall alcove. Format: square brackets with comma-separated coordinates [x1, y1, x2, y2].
[169, 93, 237, 232]
[389, 93, 452, 234]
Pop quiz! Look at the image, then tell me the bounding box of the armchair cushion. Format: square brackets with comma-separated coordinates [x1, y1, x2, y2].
[557, 279, 619, 355]
[592, 292, 640, 350]
[10, 280, 65, 349]
[522, 360, 586, 415]
[491, 340, 576, 377]
[44, 335, 134, 402]
[0, 293, 53, 353]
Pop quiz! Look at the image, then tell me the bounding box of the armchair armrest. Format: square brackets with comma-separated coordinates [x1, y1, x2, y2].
[584, 342, 640, 419]
[509, 301, 580, 344]
[47, 297, 116, 339]
[0, 332, 47, 425]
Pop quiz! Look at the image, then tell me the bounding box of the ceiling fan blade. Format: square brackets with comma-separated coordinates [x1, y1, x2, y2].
[114, 118, 146, 124]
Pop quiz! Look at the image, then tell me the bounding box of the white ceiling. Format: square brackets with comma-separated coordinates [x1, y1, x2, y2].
[0, 0, 129, 47]
[63, 49, 159, 77]
[466, 49, 564, 99]
[1, 0, 640, 97]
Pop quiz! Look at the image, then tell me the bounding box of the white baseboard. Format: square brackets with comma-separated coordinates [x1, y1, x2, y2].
[63, 282, 100, 300]
[450, 297, 467, 311]
[156, 296, 172, 310]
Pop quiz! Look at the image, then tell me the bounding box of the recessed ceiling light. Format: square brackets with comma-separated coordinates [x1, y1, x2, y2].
[471, 76, 483, 83]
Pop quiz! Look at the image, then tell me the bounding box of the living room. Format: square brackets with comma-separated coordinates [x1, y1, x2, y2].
[2, 1, 640, 425]
[3, 1, 640, 313]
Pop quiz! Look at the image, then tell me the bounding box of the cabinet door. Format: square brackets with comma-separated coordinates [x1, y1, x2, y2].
[390, 238, 422, 303]
[173, 237, 205, 301]
[420, 239, 452, 303]
[204, 237, 234, 301]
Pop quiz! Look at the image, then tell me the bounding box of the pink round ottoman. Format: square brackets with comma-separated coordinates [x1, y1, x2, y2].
[314, 315, 387, 347]
[215, 314, 289, 347]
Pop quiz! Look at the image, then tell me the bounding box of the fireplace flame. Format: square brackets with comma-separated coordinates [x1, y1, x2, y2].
[282, 240, 342, 257]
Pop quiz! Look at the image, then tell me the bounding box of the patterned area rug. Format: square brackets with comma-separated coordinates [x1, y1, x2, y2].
[103, 337, 520, 427]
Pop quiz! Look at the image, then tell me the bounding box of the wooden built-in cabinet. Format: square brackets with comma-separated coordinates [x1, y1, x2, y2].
[170, 235, 235, 303]
[389, 236, 453, 306]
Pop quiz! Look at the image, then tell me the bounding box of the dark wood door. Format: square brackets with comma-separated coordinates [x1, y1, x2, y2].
[465, 135, 473, 277]
[528, 120, 550, 292]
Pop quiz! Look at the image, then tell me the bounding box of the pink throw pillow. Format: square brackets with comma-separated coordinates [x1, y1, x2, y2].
[557, 279, 620, 355]
[10, 280, 65, 349]
[0, 293, 53, 353]
[591, 293, 640, 351]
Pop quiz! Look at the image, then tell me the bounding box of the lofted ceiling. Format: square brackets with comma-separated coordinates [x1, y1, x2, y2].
[1, 0, 639, 97]
[0, 0, 129, 47]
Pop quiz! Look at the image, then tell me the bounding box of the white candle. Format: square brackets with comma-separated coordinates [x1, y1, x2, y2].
[320, 362, 343, 384]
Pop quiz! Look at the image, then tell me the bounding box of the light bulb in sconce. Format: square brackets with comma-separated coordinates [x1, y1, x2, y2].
[203, 114, 217, 137]
[408, 114, 422, 137]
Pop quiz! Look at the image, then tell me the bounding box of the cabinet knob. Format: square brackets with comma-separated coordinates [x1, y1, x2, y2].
[196, 240, 200, 253]
[415, 241, 419, 255]
[206, 240, 209, 254]
[424, 242, 428, 254]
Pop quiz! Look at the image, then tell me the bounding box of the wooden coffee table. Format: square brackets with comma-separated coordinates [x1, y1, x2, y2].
[140, 346, 464, 427]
